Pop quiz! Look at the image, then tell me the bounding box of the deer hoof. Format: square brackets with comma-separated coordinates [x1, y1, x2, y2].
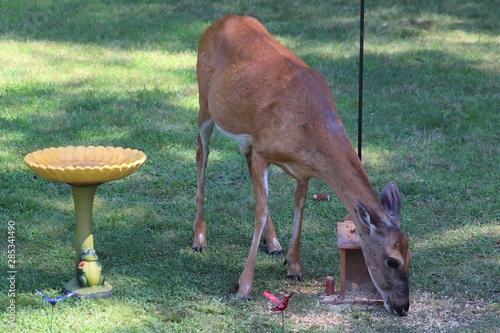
[287, 274, 303, 282]
[234, 292, 251, 300]
[235, 282, 253, 299]
[192, 246, 204, 253]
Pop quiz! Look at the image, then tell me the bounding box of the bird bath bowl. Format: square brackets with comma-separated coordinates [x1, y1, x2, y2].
[25, 146, 147, 297]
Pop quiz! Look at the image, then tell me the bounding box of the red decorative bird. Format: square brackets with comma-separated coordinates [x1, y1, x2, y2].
[263, 291, 294, 311]
[264, 291, 295, 331]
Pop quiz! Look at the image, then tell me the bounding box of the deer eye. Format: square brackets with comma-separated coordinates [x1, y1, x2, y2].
[387, 257, 400, 269]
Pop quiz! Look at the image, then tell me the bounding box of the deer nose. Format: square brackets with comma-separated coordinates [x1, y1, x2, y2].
[394, 303, 409, 316]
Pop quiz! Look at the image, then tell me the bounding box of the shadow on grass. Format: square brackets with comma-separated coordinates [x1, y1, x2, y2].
[1, 88, 199, 164]
[1, 0, 497, 52]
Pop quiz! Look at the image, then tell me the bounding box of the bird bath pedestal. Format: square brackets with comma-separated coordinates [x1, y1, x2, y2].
[25, 146, 146, 297]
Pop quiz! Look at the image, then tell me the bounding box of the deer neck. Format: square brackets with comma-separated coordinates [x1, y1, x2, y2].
[310, 125, 383, 238]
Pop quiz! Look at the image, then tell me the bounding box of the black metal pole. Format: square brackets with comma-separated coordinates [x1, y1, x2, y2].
[358, 0, 365, 160]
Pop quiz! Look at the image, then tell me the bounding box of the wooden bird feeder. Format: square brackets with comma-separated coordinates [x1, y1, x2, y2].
[318, 215, 382, 306]
[337, 216, 378, 298]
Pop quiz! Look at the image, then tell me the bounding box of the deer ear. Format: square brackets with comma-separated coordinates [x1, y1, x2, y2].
[356, 202, 379, 232]
[380, 181, 401, 227]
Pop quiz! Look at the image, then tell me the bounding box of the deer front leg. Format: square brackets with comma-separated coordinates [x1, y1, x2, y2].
[192, 120, 214, 252]
[245, 151, 283, 255]
[285, 179, 309, 281]
[237, 156, 271, 298]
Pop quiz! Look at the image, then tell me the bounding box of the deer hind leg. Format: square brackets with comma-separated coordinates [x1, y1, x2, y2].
[244, 151, 283, 255]
[284, 179, 309, 281]
[237, 154, 271, 298]
[192, 118, 214, 252]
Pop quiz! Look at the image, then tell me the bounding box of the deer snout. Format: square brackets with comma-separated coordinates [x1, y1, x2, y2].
[385, 300, 409, 316]
[393, 302, 409, 316]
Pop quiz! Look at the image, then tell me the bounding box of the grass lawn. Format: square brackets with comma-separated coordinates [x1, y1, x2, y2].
[1, 0, 498, 332]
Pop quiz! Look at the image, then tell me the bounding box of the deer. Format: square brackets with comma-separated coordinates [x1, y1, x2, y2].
[192, 14, 411, 316]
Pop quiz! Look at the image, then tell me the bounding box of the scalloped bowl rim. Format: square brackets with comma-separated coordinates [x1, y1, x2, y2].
[24, 146, 147, 185]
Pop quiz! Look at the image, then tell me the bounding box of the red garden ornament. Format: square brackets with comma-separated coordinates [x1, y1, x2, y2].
[264, 291, 295, 331]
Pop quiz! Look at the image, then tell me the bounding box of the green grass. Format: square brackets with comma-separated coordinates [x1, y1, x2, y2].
[1, 0, 498, 332]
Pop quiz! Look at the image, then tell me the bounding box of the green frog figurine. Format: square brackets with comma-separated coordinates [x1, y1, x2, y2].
[77, 249, 105, 287]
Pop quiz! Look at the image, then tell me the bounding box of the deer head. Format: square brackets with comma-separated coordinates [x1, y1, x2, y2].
[356, 182, 411, 316]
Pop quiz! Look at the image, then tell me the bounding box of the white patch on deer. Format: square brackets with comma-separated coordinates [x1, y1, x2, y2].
[216, 125, 253, 155]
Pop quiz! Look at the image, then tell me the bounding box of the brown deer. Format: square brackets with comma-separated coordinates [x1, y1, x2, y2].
[192, 14, 411, 316]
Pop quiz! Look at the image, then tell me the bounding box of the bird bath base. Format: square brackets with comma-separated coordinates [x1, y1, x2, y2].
[62, 279, 113, 298]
